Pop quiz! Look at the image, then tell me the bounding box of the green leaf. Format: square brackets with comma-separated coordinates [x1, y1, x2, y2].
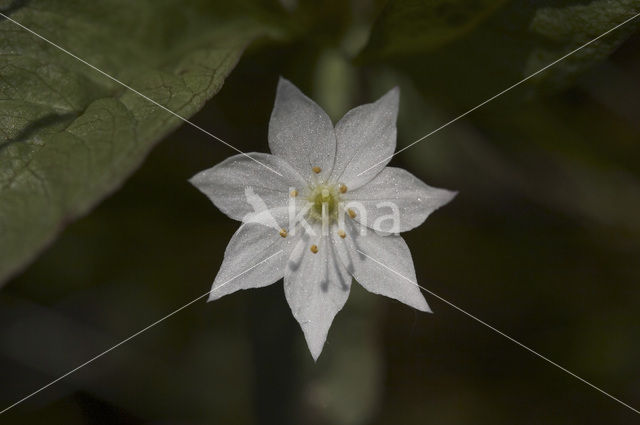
[361, 0, 640, 104]
[524, 0, 640, 91]
[360, 0, 508, 59]
[0, 0, 272, 285]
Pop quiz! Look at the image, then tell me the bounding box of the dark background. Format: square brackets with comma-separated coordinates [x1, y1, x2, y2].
[1, 1, 640, 424]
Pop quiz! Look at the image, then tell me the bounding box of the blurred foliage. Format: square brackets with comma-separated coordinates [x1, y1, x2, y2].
[1, 0, 640, 424]
[361, 0, 507, 58]
[361, 0, 640, 103]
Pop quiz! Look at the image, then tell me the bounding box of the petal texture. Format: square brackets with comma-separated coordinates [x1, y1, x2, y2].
[330, 88, 399, 190]
[284, 224, 352, 360]
[189, 152, 305, 222]
[333, 220, 430, 312]
[209, 223, 287, 301]
[269, 78, 336, 181]
[347, 167, 457, 233]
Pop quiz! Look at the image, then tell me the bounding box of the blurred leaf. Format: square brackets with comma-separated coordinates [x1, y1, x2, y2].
[371, 67, 640, 234]
[0, 0, 275, 285]
[361, 0, 507, 59]
[362, 0, 640, 104]
[523, 0, 640, 91]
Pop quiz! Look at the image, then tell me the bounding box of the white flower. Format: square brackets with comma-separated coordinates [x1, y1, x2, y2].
[190, 78, 456, 360]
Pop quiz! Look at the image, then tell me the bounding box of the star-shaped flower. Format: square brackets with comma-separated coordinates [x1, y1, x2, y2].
[190, 78, 456, 360]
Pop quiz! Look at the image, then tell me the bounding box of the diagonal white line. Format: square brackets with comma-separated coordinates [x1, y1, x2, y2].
[357, 11, 640, 177]
[355, 248, 640, 416]
[0, 250, 283, 416]
[0, 12, 283, 177]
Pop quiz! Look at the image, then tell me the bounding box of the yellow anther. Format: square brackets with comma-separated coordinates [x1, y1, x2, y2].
[339, 184, 347, 194]
[337, 229, 346, 239]
[279, 229, 288, 238]
[290, 189, 298, 197]
[347, 208, 357, 219]
[310, 244, 319, 254]
[312, 166, 322, 174]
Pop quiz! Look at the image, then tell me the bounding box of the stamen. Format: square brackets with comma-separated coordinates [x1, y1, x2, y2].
[339, 184, 347, 193]
[310, 244, 318, 254]
[322, 202, 329, 236]
[312, 166, 322, 174]
[279, 229, 288, 238]
[337, 229, 346, 239]
[347, 208, 357, 219]
[290, 189, 298, 197]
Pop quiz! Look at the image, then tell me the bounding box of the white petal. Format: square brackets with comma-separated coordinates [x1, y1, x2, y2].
[209, 223, 287, 301]
[347, 167, 457, 233]
[268, 78, 336, 180]
[284, 224, 352, 360]
[189, 152, 305, 222]
[330, 88, 399, 190]
[332, 220, 429, 312]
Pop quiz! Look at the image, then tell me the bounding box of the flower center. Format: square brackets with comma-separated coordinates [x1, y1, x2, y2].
[307, 183, 341, 223]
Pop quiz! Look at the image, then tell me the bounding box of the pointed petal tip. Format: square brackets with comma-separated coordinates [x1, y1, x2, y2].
[299, 323, 328, 362]
[444, 189, 459, 205]
[364, 86, 399, 124]
[381, 86, 400, 104]
[206, 290, 219, 303]
[187, 166, 218, 191]
[413, 297, 432, 313]
[308, 340, 324, 362]
[310, 350, 321, 362]
[276, 76, 295, 91]
[397, 286, 430, 313]
[187, 171, 202, 186]
[207, 281, 228, 302]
